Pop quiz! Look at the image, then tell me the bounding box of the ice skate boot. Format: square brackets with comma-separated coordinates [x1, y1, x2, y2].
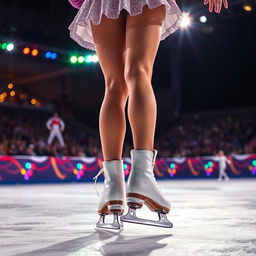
[121, 149, 173, 228]
[93, 160, 125, 230]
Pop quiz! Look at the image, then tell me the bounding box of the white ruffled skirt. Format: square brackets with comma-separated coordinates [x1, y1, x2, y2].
[68, 0, 183, 51]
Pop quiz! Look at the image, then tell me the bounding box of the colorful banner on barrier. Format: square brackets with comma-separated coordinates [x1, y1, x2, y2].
[0, 154, 255, 183]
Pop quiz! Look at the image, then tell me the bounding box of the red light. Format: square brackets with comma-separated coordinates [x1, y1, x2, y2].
[23, 47, 30, 55]
[31, 49, 39, 56]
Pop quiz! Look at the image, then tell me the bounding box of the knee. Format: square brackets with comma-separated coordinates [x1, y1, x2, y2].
[105, 77, 128, 98]
[124, 64, 152, 85]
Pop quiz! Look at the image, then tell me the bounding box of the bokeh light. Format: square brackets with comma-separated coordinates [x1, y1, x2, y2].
[180, 13, 192, 28]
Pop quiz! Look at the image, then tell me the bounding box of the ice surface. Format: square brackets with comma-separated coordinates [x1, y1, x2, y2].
[0, 179, 256, 256]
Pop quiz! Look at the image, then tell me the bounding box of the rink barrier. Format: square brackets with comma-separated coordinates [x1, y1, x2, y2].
[0, 154, 256, 183]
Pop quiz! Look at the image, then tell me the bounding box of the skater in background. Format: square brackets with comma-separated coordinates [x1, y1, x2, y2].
[68, 0, 228, 230]
[46, 113, 65, 147]
[216, 150, 231, 181]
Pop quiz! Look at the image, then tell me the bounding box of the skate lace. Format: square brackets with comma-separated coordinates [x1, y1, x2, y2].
[152, 149, 161, 191]
[93, 167, 104, 197]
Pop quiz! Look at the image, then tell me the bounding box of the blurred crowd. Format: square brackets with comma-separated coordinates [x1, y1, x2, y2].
[0, 107, 102, 157]
[156, 114, 256, 157]
[1, 106, 256, 157]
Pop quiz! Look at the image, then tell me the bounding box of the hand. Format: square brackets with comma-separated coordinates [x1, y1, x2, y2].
[204, 0, 228, 13]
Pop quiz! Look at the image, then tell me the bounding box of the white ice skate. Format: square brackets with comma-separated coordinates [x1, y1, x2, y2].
[121, 149, 173, 228]
[93, 160, 125, 230]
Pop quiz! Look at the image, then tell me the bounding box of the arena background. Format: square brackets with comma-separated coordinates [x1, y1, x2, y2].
[0, 1, 256, 255]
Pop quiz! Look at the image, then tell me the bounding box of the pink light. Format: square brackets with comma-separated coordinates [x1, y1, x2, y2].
[27, 170, 34, 177]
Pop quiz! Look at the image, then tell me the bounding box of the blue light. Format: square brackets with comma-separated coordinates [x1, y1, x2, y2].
[45, 52, 51, 59]
[51, 52, 57, 59]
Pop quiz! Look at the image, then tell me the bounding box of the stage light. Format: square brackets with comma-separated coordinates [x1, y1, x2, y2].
[73, 168, 78, 175]
[180, 13, 192, 28]
[7, 43, 14, 51]
[2, 92, 7, 97]
[23, 47, 30, 55]
[8, 83, 14, 89]
[92, 54, 98, 63]
[70, 55, 77, 63]
[85, 55, 93, 63]
[0, 42, 7, 50]
[243, 5, 252, 11]
[45, 51, 51, 59]
[45, 52, 58, 60]
[31, 49, 39, 56]
[123, 163, 127, 169]
[10, 91, 15, 96]
[78, 56, 85, 63]
[51, 52, 57, 60]
[31, 99, 37, 105]
[252, 160, 256, 166]
[199, 16, 207, 23]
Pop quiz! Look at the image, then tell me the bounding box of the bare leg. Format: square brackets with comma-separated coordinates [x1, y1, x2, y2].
[90, 12, 128, 161]
[124, 5, 166, 150]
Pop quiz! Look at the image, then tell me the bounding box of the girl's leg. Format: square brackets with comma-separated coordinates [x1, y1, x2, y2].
[124, 5, 166, 150]
[90, 12, 129, 161]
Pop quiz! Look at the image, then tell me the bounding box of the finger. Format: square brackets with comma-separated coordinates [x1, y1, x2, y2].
[209, 0, 214, 12]
[204, 0, 209, 5]
[214, 0, 218, 12]
[218, 0, 222, 12]
[215, 0, 220, 12]
[223, 0, 228, 9]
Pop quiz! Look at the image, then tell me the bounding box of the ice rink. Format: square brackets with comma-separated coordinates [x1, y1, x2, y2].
[1, 179, 256, 256]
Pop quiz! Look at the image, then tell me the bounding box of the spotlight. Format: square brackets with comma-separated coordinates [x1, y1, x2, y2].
[78, 56, 85, 63]
[45, 52, 58, 60]
[92, 54, 99, 63]
[8, 83, 14, 89]
[7, 43, 14, 51]
[51, 52, 58, 60]
[85, 55, 93, 63]
[199, 16, 207, 23]
[180, 12, 192, 28]
[10, 91, 15, 97]
[0, 42, 7, 50]
[23, 47, 30, 55]
[70, 55, 78, 63]
[243, 5, 252, 11]
[45, 51, 52, 59]
[31, 98, 37, 105]
[31, 49, 39, 56]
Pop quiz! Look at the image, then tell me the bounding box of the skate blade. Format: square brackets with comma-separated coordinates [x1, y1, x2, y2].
[121, 208, 173, 228]
[96, 213, 123, 230]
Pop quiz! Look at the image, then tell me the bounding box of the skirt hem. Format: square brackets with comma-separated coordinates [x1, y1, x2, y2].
[68, 1, 183, 51]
